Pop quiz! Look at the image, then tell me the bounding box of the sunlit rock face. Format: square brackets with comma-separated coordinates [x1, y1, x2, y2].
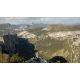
[17, 31, 36, 39]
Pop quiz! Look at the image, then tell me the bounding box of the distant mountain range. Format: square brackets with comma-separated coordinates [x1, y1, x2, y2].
[42, 24, 80, 32]
[0, 23, 80, 30]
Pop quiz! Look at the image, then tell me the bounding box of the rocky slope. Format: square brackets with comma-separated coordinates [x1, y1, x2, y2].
[16, 25, 80, 62]
[1, 24, 80, 62]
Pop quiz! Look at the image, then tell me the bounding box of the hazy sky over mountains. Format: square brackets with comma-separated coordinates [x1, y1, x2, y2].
[0, 17, 80, 24]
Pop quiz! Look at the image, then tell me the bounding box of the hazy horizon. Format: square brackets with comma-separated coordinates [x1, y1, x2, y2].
[0, 17, 80, 25]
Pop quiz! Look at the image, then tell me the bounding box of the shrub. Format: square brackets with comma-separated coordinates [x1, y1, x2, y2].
[10, 53, 24, 63]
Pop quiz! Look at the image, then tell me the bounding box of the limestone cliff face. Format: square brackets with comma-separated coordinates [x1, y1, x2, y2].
[17, 31, 36, 39]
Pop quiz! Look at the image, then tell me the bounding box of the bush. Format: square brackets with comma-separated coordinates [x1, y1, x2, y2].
[10, 53, 24, 63]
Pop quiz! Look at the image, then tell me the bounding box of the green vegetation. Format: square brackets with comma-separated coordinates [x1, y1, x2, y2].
[10, 53, 25, 63]
[35, 38, 72, 61]
[47, 24, 80, 32]
[0, 53, 25, 63]
[28, 28, 42, 36]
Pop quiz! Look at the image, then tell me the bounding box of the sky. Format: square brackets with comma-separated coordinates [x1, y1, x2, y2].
[0, 17, 80, 24]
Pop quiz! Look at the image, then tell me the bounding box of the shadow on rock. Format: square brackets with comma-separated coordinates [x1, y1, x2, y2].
[48, 56, 68, 63]
[17, 37, 35, 59]
[1, 34, 36, 60]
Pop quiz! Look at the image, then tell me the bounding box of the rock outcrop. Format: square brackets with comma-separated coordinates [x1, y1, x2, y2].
[0, 33, 46, 62]
[3, 34, 19, 55]
[0, 34, 36, 59]
[18, 31, 36, 39]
